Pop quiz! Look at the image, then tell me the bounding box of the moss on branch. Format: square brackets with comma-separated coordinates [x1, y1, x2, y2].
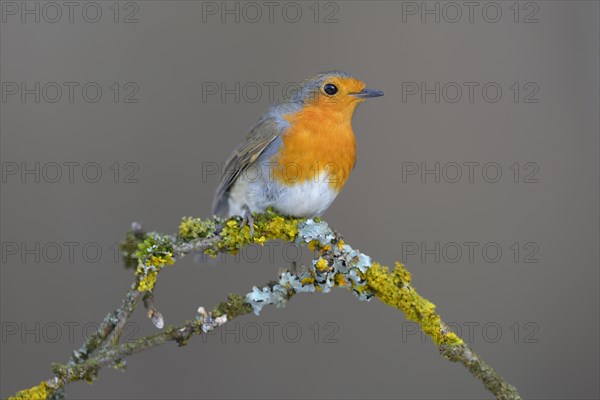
[365, 262, 463, 347]
[9, 381, 51, 400]
[10, 211, 521, 400]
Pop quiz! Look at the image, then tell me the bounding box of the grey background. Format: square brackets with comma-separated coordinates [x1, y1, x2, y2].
[1, 1, 599, 399]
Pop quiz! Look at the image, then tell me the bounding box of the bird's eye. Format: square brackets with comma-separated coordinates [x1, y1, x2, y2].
[323, 83, 338, 95]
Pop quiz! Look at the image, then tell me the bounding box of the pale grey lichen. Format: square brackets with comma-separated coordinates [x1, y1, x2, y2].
[196, 306, 227, 333]
[296, 219, 335, 246]
[245, 219, 376, 316]
[278, 271, 315, 293]
[246, 286, 276, 315]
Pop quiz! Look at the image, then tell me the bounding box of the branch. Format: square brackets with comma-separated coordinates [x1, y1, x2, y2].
[8, 211, 521, 400]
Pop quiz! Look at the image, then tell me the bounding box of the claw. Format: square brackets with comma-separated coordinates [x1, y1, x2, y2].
[241, 204, 255, 237]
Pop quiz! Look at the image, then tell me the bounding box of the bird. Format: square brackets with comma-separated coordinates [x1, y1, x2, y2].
[211, 70, 383, 228]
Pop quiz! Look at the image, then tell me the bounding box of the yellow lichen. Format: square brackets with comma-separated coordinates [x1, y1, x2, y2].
[216, 219, 252, 254]
[134, 252, 174, 292]
[8, 381, 49, 400]
[260, 215, 299, 241]
[213, 211, 303, 254]
[366, 262, 463, 347]
[315, 258, 329, 271]
[137, 270, 158, 292]
[334, 273, 347, 286]
[301, 277, 315, 285]
[337, 240, 345, 250]
[307, 240, 320, 251]
[179, 217, 216, 240]
[147, 254, 174, 268]
[179, 217, 200, 239]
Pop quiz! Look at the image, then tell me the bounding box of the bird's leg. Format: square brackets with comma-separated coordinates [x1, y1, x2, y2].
[241, 204, 255, 237]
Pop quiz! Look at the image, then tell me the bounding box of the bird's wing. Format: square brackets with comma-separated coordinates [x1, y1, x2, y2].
[211, 118, 282, 216]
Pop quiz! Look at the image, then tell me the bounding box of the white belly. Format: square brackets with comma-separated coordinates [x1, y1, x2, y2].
[269, 179, 338, 217]
[227, 169, 339, 218]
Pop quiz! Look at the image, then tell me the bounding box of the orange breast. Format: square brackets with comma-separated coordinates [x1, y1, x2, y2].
[271, 104, 357, 191]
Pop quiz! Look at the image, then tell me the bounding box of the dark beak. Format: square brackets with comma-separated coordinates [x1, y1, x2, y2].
[352, 88, 384, 98]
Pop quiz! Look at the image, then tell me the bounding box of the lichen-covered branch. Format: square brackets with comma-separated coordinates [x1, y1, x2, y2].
[9, 211, 521, 400]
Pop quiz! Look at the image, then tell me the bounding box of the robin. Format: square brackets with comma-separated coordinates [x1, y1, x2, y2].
[212, 70, 383, 230]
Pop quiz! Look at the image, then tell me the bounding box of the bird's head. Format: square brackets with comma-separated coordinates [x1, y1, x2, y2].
[289, 70, 383, 117]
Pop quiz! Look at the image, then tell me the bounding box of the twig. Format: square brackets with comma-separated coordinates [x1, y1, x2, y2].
[8, 212, 521, 400]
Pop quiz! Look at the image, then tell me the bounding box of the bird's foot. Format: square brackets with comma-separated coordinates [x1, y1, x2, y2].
[241, 204, 255, 237]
